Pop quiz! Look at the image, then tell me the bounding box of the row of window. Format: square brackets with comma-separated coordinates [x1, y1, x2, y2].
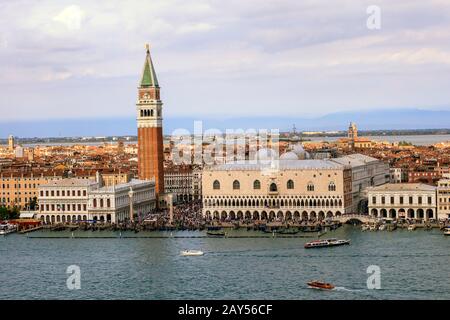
[40, 190, 87, 197]
[372, 195, 433, 205]
[1, 184, 38, 189]
[205, 197, 343, 208]
[213, 180, 336, 192]
[92, 198, 111, 208]
[40, 203, 87, 212]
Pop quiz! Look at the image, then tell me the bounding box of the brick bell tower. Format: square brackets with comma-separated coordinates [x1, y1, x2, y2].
[136, 44, 164, 201]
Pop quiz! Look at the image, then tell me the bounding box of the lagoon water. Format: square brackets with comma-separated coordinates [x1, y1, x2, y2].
[21, 134, 450, 148]
[1, 226, 449, 300]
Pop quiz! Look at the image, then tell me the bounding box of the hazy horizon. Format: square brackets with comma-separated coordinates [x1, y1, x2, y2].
[1, 108, 450, 139]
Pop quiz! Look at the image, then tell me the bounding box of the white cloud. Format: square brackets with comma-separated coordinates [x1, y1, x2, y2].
[52, 5, 85, 31]
[0, 0, 450, 121]
[176, 23, 215, 34]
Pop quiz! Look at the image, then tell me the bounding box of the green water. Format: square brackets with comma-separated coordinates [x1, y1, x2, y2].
[1, 226, 449, 299]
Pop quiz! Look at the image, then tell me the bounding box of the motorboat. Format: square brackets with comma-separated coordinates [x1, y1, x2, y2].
[0, 223, 17, 236]
[307, 281, 335, 290]
[444, 227, 450, 236]
[378, 224, 386, 231]
[369, 224, 378, 231]
[304, 238, 350, 249]
[407, 224, 416, 231]
[180, 250, 204, 256]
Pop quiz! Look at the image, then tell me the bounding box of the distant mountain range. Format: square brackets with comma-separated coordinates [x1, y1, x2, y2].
[1, 108, 449, 138]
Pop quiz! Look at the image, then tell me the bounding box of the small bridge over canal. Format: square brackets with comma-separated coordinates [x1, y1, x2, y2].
[335, 214, 376, 224]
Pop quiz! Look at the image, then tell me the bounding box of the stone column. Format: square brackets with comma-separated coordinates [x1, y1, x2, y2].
[168, 194, 174, 224]
[128, 187, 134, 222]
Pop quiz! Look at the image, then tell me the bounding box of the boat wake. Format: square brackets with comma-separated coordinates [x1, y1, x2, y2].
[333, 286, 362, 292]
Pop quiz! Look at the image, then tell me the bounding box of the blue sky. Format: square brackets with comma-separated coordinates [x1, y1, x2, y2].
[0, 0, 450, 135]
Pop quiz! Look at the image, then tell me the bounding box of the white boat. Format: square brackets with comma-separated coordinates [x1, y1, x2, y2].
[378, 224, 386, 231]
[444, 227, 450, 236]
[304, 238, 350, 249]
[0, 223, 17, 236]
[369, 224, 378, 231]
[407, 224, 416, 231]
[180, 250, 204, 256]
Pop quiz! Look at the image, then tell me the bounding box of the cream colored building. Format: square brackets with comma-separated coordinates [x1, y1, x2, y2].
[88, 179, 156, 223]
[368, 183, 437, 220]
[332, 154, 390, 213]
[38, 178, 96, 224]
[1, 172, 63, 209]
[202, 148, 353, 221]
[202, 147, 389, 221]
[437, 175, 450, 220]
[37, 178, 156, 224]
[164, 165, 202, 203]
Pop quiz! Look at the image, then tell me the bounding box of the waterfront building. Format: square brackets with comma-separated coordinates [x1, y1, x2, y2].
[136, 44, 164, 200]
[368, 183, 437, 220]
[0, 172, 63, 209]
[437, 175, 450, 220]
[37, 177, 156, 224]
[88, 179, 156, 223]
[202, 148, 361, 221]
[164, 165, 202, 203]
[331, 154, 390, 213]
[37, 178, 96, 224]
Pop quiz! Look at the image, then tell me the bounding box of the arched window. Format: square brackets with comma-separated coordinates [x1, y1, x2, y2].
[140, 110, 144, 117]
[213, 180, 220, 190]
[307, 182, 314, 192]
[150, 109, 154, 117]
[328, 182, 336, 192]
[253, 180, 261, 189]
[287, 179, 294, 189]
[270, 183, 278, 192]
[233, 180, 240, 190]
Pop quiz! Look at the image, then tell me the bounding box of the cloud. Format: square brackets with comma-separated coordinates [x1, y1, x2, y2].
[0, 0, 450, 122]
[176, 23, 215, 34]
[53, 5, 85, 31]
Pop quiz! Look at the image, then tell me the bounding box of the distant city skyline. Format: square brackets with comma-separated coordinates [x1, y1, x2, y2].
[1, 0, 450, 127]
[1, 108, 450, 139]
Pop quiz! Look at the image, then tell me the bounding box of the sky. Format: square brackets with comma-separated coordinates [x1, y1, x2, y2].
[0, 0, 450, 135]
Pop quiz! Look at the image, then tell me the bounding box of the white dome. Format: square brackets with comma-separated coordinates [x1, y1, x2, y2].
[292, 144, 305, 155]
[280, 152, 299, 160]
[256, 148, 276, 161]
[292, 144, 310, 160]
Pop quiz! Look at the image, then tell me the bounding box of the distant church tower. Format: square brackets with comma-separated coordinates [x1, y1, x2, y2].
[348, 122, 358, 140]
[8, 135, 15, 151]
[136, 44, 164, 199]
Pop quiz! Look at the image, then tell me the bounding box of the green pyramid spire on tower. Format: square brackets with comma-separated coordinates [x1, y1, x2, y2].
[140, 44, 159, 87]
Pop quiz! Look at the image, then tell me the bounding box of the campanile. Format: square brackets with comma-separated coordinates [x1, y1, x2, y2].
[136, 44, 164, 199]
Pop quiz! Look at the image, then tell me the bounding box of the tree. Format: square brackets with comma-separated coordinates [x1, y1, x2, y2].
[0, 206, 19, 220]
